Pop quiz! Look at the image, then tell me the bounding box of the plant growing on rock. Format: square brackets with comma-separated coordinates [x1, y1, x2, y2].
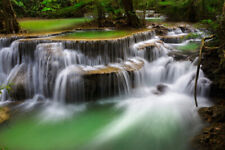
[0, 84, 13, 95]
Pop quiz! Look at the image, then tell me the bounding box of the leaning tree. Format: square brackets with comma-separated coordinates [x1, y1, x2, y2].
[0, 0, 20, 34]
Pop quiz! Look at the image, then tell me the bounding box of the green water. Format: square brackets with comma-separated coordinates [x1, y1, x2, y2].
[0, 97, 200, 150]
[176, 42, 201, 51]
[59, 30, 130, 39]
[0, 104, 121, 150]
[87, 105, 197, 150]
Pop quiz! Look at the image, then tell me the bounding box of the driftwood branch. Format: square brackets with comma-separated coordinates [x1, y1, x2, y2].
[194, 35, 215, 107]
[204, 46, 219, 50]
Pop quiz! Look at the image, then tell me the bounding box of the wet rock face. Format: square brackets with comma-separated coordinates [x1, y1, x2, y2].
[152, 25, 169, 36]
[0, 37, 20, 49]
[55, 59, 145, 103]
[193, 43, 225, 150]
[8, 64, 28, 101]
[168, 51, 199, 62]
[192, 105, 225, 150]
[202, 48, 225, 98]
[64, 73, 125, 102]
[1, 33, 150, 102]
[160, 35, 188, 44]
[168, 51, 188, 61]
[152, 84, 168, 95]
[10, 30, 155, 66]
[199, 106, 225, 123]
[62, 31, 155, 64]
[178, 26, 192, 33]
[134, 39, 168, 62]
[1, 33, 149, 102]
[0, 27, 202, 103]
[192, 123, 225, 150]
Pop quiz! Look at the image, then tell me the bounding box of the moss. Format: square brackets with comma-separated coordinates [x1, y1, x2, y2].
[177, 42, 201, 51]
[184, 33, 201, 40]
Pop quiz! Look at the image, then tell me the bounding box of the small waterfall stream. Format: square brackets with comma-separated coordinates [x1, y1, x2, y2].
[0, 28, 212, 150]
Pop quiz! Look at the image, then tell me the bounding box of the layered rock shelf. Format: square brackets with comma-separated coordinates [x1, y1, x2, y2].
[0, 30, 152, 103]
[0, 26, 203, 103]
[159, 34, 189, 43]
[55, 58, 145, 102]
[1, 30, 155, 66]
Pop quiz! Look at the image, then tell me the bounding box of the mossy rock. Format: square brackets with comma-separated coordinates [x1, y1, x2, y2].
[0, 107, 10, 124]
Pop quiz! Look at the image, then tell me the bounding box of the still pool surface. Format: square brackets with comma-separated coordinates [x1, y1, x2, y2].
[58, 30, 131, 39]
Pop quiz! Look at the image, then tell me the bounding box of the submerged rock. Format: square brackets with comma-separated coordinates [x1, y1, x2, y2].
[0, 107, 9, 124]
[152, 84, 168, 95]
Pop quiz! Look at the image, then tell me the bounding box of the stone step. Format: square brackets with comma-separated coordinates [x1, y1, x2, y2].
[8, 58, 145, 102]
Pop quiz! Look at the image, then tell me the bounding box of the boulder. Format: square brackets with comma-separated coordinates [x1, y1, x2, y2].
[152, 84, 168, 95]
[159, 35, 188, 43]
[8, 64, 28, 100]
[60, 59, 145, 103]
[178, 25, 192, 33]
[152, 25, 169, 36]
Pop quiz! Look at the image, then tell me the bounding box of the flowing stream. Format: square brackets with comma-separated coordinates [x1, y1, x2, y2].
[0, 28, 211, 150]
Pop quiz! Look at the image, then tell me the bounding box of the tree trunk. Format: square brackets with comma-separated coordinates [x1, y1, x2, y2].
[187, 0, 197, 22]
[96, 0, 105, 27]
[121, 0, 142, 28]
[142, 1, 147, 26]
[219, 2, 225, 42]
[0, 0, 20, 34]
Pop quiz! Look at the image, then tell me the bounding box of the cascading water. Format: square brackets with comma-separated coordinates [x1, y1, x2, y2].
[0, 28, 212, 150]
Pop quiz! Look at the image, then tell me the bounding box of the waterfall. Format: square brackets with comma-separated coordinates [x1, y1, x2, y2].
[0, 29, 210, 104]
[0, 28, 214, 150]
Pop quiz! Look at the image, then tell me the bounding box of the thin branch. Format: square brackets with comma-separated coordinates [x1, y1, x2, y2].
[194, 35, 215, 107]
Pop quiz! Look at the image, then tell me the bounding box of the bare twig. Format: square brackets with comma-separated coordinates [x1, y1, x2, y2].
[194, 35, 215, 107]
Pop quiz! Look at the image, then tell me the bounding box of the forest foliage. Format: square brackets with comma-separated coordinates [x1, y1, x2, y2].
[10, 0, 224, 21]
[0, 0, 225, 32]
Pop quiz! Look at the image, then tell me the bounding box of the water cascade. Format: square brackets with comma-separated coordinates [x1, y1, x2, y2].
[0, 28, 212, 150]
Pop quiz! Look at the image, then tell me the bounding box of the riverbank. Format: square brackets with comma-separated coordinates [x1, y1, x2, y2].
[192, 44, 225, 150]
